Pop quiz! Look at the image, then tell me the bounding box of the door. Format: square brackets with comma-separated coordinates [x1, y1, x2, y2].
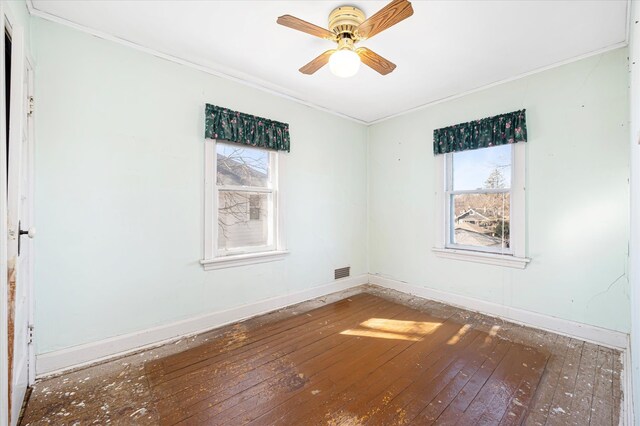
[6, 23, 33, 426]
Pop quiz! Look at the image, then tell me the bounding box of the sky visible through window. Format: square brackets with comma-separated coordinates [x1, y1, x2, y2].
[453, 144, 511, 191]
[217, 143, 268, 173]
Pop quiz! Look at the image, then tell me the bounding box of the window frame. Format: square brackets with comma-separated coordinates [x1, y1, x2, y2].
[433, 143, 529, 269]
[202, 139, 288, 270]
[444, 145, 514, 255]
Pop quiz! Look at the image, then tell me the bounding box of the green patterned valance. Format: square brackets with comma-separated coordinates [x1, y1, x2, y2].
[205, 104, 290, 152]
[433, 109, 527, 155]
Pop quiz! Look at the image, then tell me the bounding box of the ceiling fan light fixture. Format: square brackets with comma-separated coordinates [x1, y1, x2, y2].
[277, 0, 412, 76]
[329, 48, 361, 78]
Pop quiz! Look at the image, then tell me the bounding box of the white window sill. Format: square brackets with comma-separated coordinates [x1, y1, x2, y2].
[432, 248, 530, 269]
[200, 250, 289, 271]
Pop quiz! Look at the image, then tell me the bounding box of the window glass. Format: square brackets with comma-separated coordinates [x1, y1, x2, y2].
[451, 192, 510, 249]
[216, 143, 269, 187]
[207, 140, 280, 260]
[218, 191, 272, 250]
[452, 145, 511, 191]
[448, 144, 513, 253]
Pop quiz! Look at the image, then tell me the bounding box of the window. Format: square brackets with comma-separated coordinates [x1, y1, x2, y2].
[447, 145, 512, 254]
[434, 143, 528, 268]
[202, 140, 287, 270]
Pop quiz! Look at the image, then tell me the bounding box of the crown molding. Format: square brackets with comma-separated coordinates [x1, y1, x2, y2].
[24, 0, 34, 15]
[26, 4, 369, 126]
[26, 2, 629, 127]
[367, 41, 629, 126]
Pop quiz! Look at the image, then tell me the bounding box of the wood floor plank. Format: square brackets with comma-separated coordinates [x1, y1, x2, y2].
[522, 334, 572, 426]
[22, 291, 624, 426]
[493, 344, 549, 425]
[172, 298, 434, 424]
[450, 339, 548, 424]
[238, 312, 460, 423]
[244, 336, 410, 425]
[612, 351, 622, 426]
[328, 375, 415, 425]
[566, 342, 599, 425]
[147, 298, 546, 425]
[139, 296, 550, 426]
[408, 332, 504, 424]
[154, 296, 385, 397]
[544, 338, 584, 425]
[283, 319, 482, 425]
[589, 346, 615, 426]
[383, 330, 490, 424]
[148, 294, 382, 382]
[428, 339, 513, 426]
[147, 294, 380, 378]
[361, 329, 489, 425]
[497, 346, 549, 425]
[151, 295, 387, 401]
[162, 297, 410, 424]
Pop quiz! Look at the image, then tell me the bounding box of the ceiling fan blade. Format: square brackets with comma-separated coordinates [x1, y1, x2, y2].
[277, 15, 336, 40]
[357, 47, 396, 75]
[356, 0, 414, 40]
[299, 50, 336, 74]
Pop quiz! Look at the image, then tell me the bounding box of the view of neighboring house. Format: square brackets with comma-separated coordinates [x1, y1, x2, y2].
[217, 152, 268, 187]
[454, 208, 509, 248]
[217, 151, 270, 250]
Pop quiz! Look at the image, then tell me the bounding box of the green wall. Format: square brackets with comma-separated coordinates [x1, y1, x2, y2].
[31, 18, 369, 354]
[368, 47, 630, 332]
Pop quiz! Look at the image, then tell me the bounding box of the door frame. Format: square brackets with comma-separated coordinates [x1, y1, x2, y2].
[0, 3, 9, 426]
[1, 3, 33, 425]
[24, 56, 34, 388]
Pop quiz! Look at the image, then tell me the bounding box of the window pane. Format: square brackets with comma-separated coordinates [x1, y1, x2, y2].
[451, 192, 510, 250]
[452, 145, 511, 191]
[216, 143, 269, 187]
[218, 191, 272, 250]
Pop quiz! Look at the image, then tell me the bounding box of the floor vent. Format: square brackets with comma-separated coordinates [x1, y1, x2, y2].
[334, 266, 350, 280]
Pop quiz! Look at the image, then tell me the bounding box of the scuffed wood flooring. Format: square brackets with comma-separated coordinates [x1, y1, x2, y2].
[20, 286, 623, 425]
[145, 294, 547, 425]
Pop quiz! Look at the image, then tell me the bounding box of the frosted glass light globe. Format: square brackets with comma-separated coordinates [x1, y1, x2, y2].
[329, 49, 361, 78]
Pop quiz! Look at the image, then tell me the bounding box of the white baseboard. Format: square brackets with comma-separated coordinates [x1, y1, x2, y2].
[36, 272, 630, 385]
[36, 274, 369, 378]
[369, 274, 629, 350]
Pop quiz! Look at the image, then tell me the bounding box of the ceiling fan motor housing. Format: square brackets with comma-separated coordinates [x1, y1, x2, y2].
[329, 6, 366, 41]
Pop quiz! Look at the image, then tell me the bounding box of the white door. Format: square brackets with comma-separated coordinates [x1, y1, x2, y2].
[7, 24, 34, 426]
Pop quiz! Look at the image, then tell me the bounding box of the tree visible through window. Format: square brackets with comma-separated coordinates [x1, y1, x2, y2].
[447, 144, 512, 253]
[216, 143, 275, 254]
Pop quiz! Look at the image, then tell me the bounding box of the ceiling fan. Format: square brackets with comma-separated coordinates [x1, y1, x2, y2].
[277, 0, 414, 78]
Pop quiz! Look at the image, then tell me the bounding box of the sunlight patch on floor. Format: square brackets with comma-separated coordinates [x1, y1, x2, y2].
[482, 325, 501, 346]
[340, 318, 443, 341]
[446, 324, 471, 345]
[340, 329, 422, 341]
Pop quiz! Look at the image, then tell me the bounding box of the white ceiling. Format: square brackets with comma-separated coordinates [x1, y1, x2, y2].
[31, 0, 628, 123]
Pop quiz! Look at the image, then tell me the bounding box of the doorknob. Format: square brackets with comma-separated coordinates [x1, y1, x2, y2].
[19, 227, 35, 239]
[17, 222, 35, 256]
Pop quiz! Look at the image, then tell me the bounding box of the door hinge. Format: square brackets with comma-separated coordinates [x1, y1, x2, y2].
[27, 96, 34, 116]
[28, 325, 34, 345]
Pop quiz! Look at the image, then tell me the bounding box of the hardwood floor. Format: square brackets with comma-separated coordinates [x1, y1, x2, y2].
[20, 286, 623, 425]
[144, 294, 547, 425]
